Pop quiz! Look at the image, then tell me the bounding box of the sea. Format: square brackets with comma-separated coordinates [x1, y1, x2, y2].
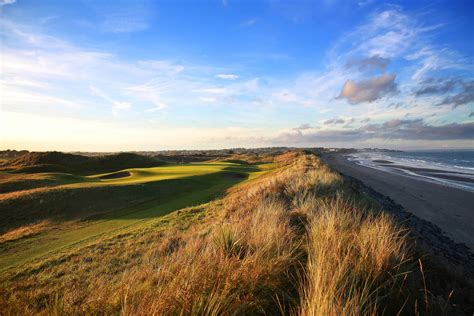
[347, 150, 474, 192]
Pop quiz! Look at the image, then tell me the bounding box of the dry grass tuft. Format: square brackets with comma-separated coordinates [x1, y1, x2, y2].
[0, 220, 52, 243]
[0, 151, 466, 314]
[297, 197, 413, 315]
[119, 197, 302, 315]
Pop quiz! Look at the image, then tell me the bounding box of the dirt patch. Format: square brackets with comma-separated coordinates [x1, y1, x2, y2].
[99, 171, 131, 179]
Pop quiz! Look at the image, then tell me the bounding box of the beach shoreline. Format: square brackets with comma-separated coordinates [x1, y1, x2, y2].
[321, 153, 474, 251]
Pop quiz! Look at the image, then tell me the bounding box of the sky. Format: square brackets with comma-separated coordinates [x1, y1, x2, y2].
[0, 0, 473, 151]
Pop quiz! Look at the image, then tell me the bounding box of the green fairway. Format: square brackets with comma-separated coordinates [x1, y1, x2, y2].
[0, 161, 275, 272]
[24, 162, 258, 186]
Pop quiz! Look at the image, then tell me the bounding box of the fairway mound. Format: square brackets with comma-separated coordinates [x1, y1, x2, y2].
[0, 177, 56, 194]
[3, 152, 164, 174]
[5, 151, 88, 167]
[153, 154, 216, 163]
[222, 159, 250, 165]
[99, 171, 131, 179]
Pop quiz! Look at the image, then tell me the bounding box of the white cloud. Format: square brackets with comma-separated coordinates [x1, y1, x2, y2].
[0, 21, 203, 118]
[199, 97, 217, 103]
[138, 60, 185, 74]
[1, 8, 472, 150]
[216, 74, 239, 80]
[90, 86, 132, 116]
[196, 87, 229, 94]
[2, 87, 85, 110]
[89, 0, 153, 34]
[145, 105, 166, 113]
[0, 0, 16, 6]
[343, 9, 466, 84]
[407, 47, 466, 81]
[126, 83, 168, 111]
[0, 77, 49, 89]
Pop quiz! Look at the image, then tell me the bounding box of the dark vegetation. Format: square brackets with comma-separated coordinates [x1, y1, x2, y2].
[1, 152, 164, 174]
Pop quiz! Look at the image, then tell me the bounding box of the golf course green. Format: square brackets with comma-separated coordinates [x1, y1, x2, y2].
[0, 161, 276, 272]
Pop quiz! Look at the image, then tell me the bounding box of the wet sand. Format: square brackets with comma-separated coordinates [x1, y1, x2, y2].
[322, 153, 474, 250]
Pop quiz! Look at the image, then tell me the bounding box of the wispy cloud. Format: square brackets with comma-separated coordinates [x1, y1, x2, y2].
[0, 0, 15, 6]
[126, 82, 168, 112]
[438, 81, 474, 108]
[414, 78, 474, 108]
[346, 55, 390, 72]
[138, 60, 185, 74]
[407, 47, 467, 81]
[216, 74, 239, 80]
[90, 86, 132, 116]
[275, 120, 474, 144]
[1, 5, 473, 150]
[0, 77, 50, 89]
[293, 123, 312, 131]
[87, 0, 153, 34]
[328, 7, 465, 84]
[415, 77, 462, 96]
[358, 0, 375, 7]
[323, 118, 345, 125]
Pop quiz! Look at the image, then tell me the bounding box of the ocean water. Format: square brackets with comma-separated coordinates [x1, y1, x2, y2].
[347, 150, 474, 192]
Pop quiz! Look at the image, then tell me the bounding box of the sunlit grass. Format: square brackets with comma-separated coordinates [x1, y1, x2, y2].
[298, 197, 412, 316]
[0, 152, 464, 314]
[0, 161, 273, 272]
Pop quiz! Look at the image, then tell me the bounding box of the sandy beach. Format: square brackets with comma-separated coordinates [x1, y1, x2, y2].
[322, 153, 474, 251]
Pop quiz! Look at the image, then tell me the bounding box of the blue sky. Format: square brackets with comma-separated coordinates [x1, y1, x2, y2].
[1, 0, 473, 151]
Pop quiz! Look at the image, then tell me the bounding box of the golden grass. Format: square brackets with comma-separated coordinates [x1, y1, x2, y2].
[119, 199, 301, 314]
[297, 197, 412, 316]
[0, 220, 51, 243]
[0, 151, 464, 314]
[115, 153, 417, 315]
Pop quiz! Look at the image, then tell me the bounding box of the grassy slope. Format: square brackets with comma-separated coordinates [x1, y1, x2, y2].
[0, 161, 275, 272]
[1, 152, 471, 314]
[1, 152, 164, 175]
[0, 162, 273, 193]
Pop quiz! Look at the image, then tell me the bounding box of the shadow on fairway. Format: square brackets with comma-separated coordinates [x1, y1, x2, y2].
[0, 164, 261, 234]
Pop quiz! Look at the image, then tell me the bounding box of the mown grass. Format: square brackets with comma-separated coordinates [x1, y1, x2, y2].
[0, 161, 264, 195]
[0, 161, 272, 272]
[0, 151, 471, 314]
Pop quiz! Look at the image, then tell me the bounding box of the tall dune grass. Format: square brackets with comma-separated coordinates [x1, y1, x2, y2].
[119, 198, 303, 314]
[118, 153, 420, 315]
[0, 151, 459, 314]
[297, 197, 413, 315]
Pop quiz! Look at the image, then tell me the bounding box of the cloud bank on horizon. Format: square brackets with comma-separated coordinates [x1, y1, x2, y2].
[0, 0, 473, 151]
